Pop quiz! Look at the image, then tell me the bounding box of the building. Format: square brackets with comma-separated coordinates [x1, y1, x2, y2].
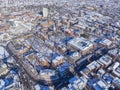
[93, 80, 110, 90]
[25, 53, 50, 67]
[34, 84, 41, 90]
[37, 32, 48, 41]
[68, 51, 81, 63]
[4, 77, 14, 90]
[80, 68, 90, 79]
[112, 77, 120, 89]
[80, 61, 101, 78]
[86, 61, 101, 72]
[102, 73, 114, 85]
[56, 44, 67, 53]
[0, 24, 10, 33]
[0, 76, 21, 90]
[0, 46, 9, 60]
[0, 79, 5, 90]
[57, 62, 74, 76]
[7, 40, 31, 56]
[97, 69, 105, 77]
[73, 29, 83, 37]
[68, 37, 94, 55]
[38, 57, 50, 67]
[108, 48, 119, 60]
[0, 64, 9, 76]
[68, 76, 88, 90]
[9, 20, 33, 35]
[97, 55, 112, 68]
[0, 33, 13, 42]
[99, 38, 112, 48]
[43, 8, 48, 18]
[40, 20, 54, 28]
[39, 69, 59, 84]
[112, 62, 120, 78]
[52, 55, 65, 67]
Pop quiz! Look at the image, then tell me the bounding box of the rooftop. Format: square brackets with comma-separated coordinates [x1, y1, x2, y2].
[68, 76, 87, 90]
[97, 55, 112, 66]
[113, 77, 120, 88]
[99, 38, 112, 46]
[0, 46, 9, 60]
[68, 37, 93, 51]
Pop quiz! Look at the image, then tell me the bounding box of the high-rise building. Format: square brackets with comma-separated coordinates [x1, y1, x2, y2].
[43, 7, 48, 18]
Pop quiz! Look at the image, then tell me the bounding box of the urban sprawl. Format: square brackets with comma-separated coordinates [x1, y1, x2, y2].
[0, 0, 120, 90]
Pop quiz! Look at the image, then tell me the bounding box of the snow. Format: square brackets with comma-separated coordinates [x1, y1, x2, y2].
[0, 46, 9, 59]
[0, 79, 5, 88]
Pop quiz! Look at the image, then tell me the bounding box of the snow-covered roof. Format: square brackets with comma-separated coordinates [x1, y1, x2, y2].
[0, 46, 9, 60]
[0, 79, 5, 88]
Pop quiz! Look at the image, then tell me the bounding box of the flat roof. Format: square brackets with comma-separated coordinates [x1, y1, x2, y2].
[113, 77, 120, 88]
[0, 46, 9, 60]
[68, 37, 93, 51]
[100, 39, 112, 46]
[98, 55, 112, 66]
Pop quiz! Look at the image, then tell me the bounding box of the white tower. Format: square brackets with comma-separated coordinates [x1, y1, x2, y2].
[43, 7, 48, 18]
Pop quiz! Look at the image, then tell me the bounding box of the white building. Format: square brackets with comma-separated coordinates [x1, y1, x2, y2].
[93, 80, 110, 90]
[0, 46, 9, 60]
[99, 39, 112, 47]
[0, 79, 5, 89]
[43, 8, 48, 18]
[113, 77, 120, 89]
[87, 61, 101, 71]
[68, 76, 88, 90]
[68, 37, 94, 55]
[97, 55, 112, 67]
